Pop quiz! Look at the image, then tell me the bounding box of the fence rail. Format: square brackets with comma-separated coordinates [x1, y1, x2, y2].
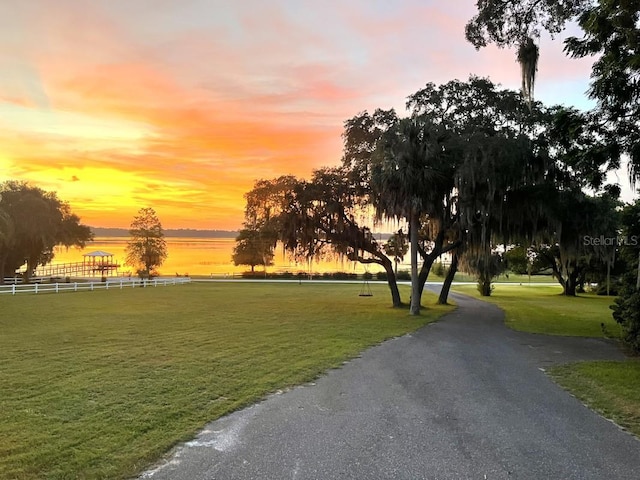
[0, 277, 191, 296]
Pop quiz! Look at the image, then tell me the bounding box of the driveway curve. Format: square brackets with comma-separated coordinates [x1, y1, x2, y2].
[141, 290, 639, 480]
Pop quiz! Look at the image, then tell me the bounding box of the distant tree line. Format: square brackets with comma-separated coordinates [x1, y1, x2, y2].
[0, 181, 93, 283]
[91, 227, 238, 238]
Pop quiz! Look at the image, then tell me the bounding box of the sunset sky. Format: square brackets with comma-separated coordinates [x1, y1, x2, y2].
[0, 0, 628, 230]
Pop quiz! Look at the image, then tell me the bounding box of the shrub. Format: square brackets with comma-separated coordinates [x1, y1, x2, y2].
[612, 286, 640, 353]
[396, 270, 411, 281]
[610, 200, 640, 353]
[331, 272, 348, 280]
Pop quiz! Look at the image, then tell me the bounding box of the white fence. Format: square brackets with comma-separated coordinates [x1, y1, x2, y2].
[0, 277, 192, 295]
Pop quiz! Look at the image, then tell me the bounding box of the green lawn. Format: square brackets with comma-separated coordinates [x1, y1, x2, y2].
[442, 272, 558, 284]
[451, 283, 619, 337]
[550, 360, 640, 437]
[0, 282, 450, 479]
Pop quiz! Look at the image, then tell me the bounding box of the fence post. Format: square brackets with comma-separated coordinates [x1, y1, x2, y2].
[35, 284, 38, 294]
[74, 282, 78, 292]
[56, 283, 59, 293]
[120, 280, 123, 289]
[90, 282, 94, 291]
[12, 284, 15, 295]
[106, 282, 109, 290]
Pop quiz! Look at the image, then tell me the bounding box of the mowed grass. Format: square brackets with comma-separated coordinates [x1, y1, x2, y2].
[550, 360, 640, 437]
[0, 282, 451, 479]
[451, 284, 619, 337]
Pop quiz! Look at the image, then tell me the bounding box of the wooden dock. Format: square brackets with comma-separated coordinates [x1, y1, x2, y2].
[33, 260, 120, 278]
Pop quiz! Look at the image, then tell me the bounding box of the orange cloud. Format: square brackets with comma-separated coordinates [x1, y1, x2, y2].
[1, 1, 599, 231]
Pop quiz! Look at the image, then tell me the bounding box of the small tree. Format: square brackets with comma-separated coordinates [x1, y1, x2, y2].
[383, 230, 408, 275]
[232, 227, 275, 274]
[125, 207, 167, 278]
[460, 248, 505, 296]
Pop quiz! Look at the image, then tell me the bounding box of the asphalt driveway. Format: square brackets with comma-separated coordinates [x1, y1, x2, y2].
[141, 290, 639, 480]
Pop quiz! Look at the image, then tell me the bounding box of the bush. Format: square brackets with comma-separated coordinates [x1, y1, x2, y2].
[363, 272, 373, 280]
[612, 287, 640, 353]
[433, 262, 445, 277]
[610, 200, 640, 353]
[376, 271, 388, 281]
[396, 270, 411, 281]
[241, 271, 260, 278]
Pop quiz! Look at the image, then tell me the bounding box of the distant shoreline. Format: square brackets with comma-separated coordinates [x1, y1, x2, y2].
[91, 227, 394, 240]
[90, 227, 239, 238]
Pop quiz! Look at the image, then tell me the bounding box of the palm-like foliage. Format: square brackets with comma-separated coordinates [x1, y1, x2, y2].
[466, 0, 640, 183]
[372, 117, 452, 314]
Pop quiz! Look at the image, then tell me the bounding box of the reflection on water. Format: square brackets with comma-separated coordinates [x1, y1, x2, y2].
[52, 237, 386, 276]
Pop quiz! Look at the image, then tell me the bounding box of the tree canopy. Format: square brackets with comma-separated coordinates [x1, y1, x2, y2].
[238, 74, 626, 310]
[232, 228, 275, 274]
[125, 207, 168, 278]
[466, 0, 640, 181]
[0, 181, 93, 282]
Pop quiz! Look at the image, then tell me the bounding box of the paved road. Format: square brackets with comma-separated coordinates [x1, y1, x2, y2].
[141, 291, 638, 480]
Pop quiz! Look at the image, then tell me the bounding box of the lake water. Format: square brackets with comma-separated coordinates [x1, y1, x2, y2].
[50, 237, 387, 277]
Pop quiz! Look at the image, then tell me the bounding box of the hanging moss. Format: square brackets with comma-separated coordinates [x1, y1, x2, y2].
[517, 37, 539, 108]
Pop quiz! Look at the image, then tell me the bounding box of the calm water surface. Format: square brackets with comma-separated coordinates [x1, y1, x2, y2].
[52, 237, 385, 276]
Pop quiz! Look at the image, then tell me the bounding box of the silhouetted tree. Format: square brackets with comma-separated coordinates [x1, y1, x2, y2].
[125, 207, 167, 278]
[232, 228, 274, 274]
[466, 0, 640, 180]
[0, 181, 92, 282]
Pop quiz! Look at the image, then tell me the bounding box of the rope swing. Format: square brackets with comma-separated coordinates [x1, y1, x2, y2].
[359, 266, 373, 297]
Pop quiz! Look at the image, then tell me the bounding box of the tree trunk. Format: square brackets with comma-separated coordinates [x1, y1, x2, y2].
[370, 255, 402, 308]
[563, 278, 577, 296]
[479, 279, 492, 296]
[387, 271, 402, 308]
[409, 211, 421, 315]
[438, 251, 458, 305]
[563, 271, 578, 296]
[24, 257, 34, 283]
[417, 229, 445, 293]
[0, 255, 6, 285]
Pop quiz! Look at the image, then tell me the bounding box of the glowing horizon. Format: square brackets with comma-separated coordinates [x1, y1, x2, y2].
[1, 1, 610, 229]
